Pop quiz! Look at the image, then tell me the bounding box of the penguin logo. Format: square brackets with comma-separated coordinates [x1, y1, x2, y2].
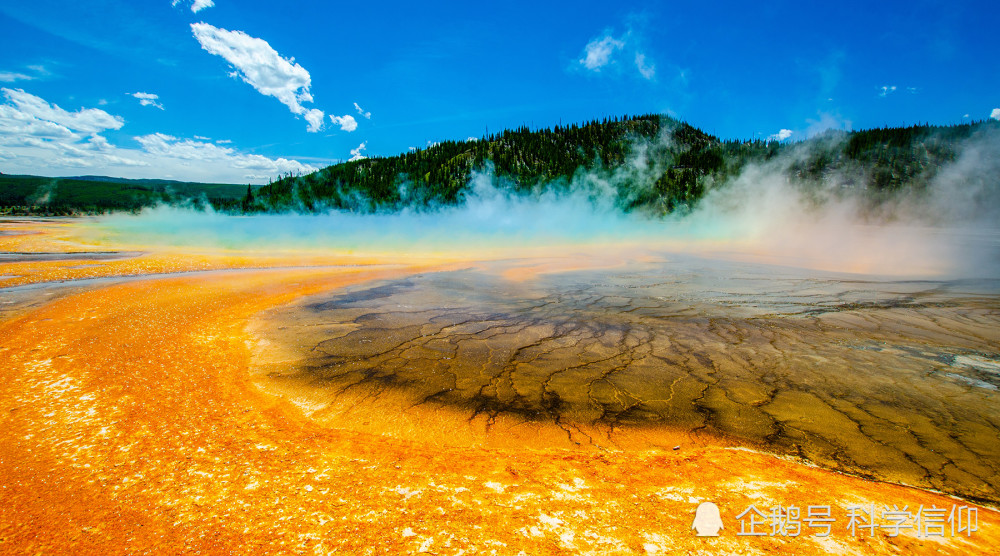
[692, 502, 724, 537]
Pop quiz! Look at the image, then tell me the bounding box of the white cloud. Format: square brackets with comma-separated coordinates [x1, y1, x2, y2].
[2, 88, 123, 136]
[135, 133, 314, 174]
[173, 0, 214, 13]
[0, 120, 74, 141]
[579, 35, 624, 71]
[349, 141, 367, 161]
[330, 114, 358, 132]
[0, 71, 34, 83]
[354, 102, 371, 119]
[467, 136, 478, 142]
[635, 53, 655, 80]
[0, 89, 316, 183]
[963, 114, 970, 119]
[991, 108, 1000, 121]
[304, 108, 324, 132]
[767, 129, 793, 142]
[131, 92, 164, 110]
[878, 85, 897, 97]
[216, 139, 232, 144]
[190, 22, 323, 132]
[0, 98, 145, 170]
[194, 135, 211, 140]
[191, 0, 214, 12]
[578, 29, 656, 80]
[0, 65, 49, 83]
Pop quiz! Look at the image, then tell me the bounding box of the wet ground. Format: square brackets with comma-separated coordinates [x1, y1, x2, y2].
[3, 218, 999, 555]
[253, 255, 1000, 503]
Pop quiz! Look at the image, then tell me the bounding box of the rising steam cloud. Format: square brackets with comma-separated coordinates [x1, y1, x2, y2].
[88, 126, 1000, 279]
[673, 125, 1000, 276]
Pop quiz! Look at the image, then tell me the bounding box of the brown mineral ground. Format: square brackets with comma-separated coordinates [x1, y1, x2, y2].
[1, 218, 997, 555]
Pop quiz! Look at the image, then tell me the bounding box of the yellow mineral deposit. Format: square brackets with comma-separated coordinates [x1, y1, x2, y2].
[1, 218, 997, 555]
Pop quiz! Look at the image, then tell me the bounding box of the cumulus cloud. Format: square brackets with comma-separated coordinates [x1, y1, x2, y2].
[329, 113, 358, 132]
[1, 88, 123, 136]
[0, 89, 315, 182]
[635, 53, 655, 80]
[131, 92, 164, 110]
[991, 108, 1000, 121]
[0, 90, 142, 169]
[190, 22, 323, 132]
[349, 141, 367, 161]
[135, 133, 315, 174]
[304, 108, 324, 132]
[878, 85, 897, 97]
[579, 35, 624, 71]
[767, 129, 793, 142]
[173, 0, 214, 13]
[353, 102, 371, 119]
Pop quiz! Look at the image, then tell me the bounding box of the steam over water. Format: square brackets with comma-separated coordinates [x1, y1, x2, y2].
[89, 169, 1000, 278]
[89, 125, 1000, 277]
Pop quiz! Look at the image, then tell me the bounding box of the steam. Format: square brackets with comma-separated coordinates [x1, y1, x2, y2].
[673, 126, 1000, 276]
[87, 126, 1000, 279]
[85, 174, 641, 256]
[29, 179, 57, 206]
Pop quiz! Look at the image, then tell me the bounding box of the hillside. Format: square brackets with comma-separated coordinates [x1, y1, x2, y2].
[0, 175, 247, 215]
[250, 114, 728, 214]
[248, 115, 998, 215]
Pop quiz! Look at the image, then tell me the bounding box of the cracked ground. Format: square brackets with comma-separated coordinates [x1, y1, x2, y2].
[254, 260, 1000, 505]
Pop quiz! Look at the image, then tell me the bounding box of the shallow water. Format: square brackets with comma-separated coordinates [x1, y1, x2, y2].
[253, 254, 1000, 503]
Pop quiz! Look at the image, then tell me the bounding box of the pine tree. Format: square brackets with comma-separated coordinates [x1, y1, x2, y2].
[242, 184, 254, 213]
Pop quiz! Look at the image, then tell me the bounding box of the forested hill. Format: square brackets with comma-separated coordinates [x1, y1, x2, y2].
[246, 115, 999, 215]
[0, 174, 246, 216]
[250, 114, 729, 214]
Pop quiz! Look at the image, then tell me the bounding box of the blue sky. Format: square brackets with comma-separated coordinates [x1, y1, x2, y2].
[1, 0, 997, 183]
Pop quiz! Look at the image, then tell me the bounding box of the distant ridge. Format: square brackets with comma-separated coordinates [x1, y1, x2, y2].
[0, 174, 246, 216]
[67, 175, 240, 187]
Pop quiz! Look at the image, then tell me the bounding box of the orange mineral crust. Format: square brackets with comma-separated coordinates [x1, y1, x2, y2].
[1, 220, 997, 555]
